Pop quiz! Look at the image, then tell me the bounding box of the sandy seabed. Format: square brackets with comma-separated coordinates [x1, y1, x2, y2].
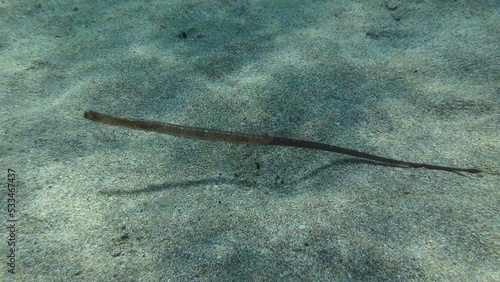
[1, 1, 498, 281]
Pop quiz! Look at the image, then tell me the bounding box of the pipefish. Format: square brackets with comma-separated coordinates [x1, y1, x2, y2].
[84, 110, 481, 174]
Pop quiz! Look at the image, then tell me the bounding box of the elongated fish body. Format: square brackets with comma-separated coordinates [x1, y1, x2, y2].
[84, 110, 480, 174]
